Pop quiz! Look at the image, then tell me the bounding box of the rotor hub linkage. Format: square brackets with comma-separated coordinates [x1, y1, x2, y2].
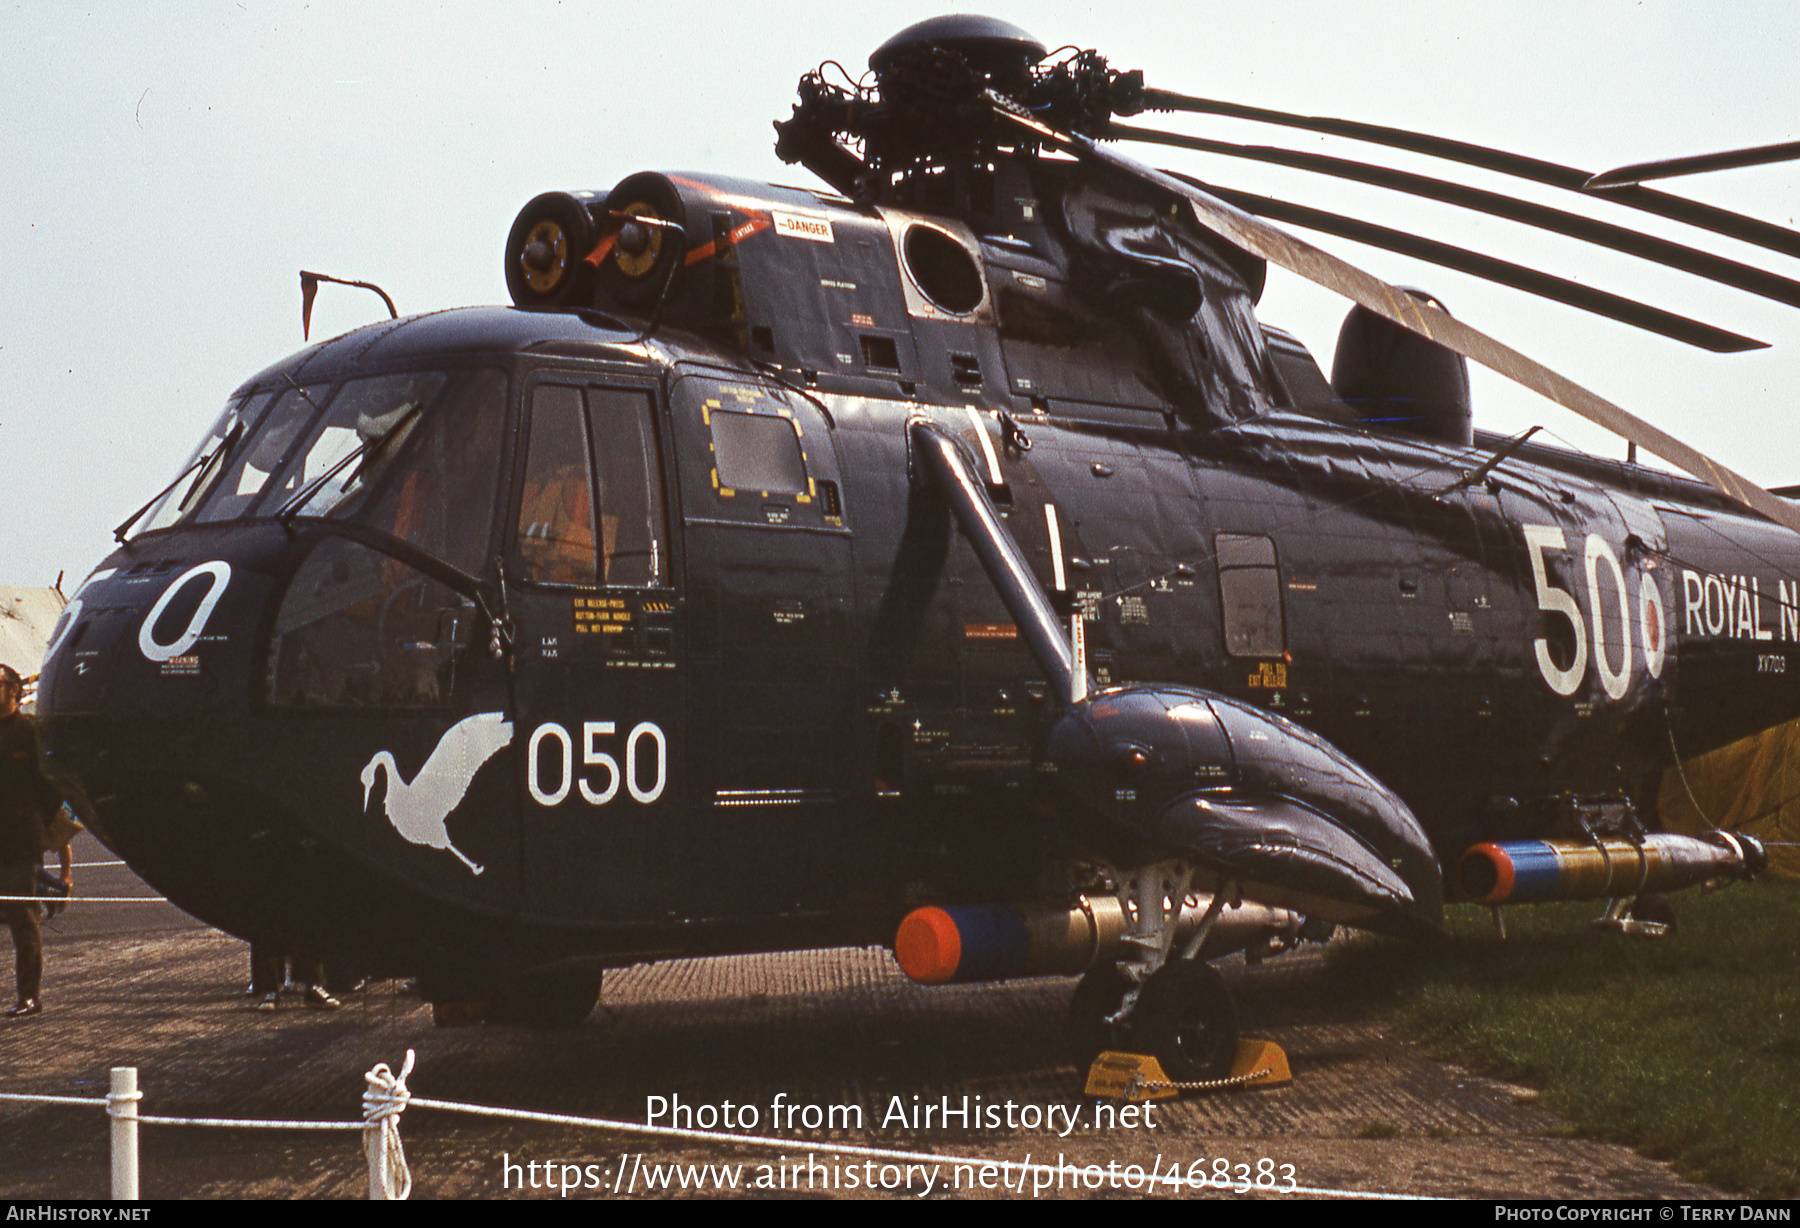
[775, 39, 1144, 198]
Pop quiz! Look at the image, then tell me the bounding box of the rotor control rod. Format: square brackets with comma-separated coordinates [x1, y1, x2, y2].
[909, 418, 1085, 705]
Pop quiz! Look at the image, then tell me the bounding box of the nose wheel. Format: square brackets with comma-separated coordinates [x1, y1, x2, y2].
[1132, 959, 1239, 1082]
[1068, 959, 1239, 1082]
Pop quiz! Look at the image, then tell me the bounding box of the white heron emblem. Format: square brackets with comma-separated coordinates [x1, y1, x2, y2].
[359, 711, 513, 875]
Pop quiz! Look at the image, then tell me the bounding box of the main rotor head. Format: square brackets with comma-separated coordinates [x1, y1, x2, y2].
[775, 14, 1143, 199]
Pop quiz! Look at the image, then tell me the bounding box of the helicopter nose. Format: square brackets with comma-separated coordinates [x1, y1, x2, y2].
[37, 531, 287, 873]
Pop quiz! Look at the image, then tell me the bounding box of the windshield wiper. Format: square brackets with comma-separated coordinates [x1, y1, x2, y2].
[113, 422, 246, 543]
[275, 403, 423, 528]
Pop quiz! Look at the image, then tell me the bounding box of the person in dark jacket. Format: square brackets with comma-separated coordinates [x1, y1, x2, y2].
[1, 664, 70, 1018]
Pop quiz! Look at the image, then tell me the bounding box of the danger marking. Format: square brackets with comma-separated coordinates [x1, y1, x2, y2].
[773, 211, 835, 243]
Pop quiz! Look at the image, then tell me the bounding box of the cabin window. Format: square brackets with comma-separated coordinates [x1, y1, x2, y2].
[710, 410, 807, 495]
[1216, 532, 1284, 656]
[672, 376, 840, 526]
[515, 382, 667, 587]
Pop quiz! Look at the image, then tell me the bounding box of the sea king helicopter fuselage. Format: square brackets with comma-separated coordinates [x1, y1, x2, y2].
[37, 17, 1789, 1074]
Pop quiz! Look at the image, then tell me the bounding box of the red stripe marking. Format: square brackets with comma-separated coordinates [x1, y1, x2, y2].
[683, 216, 772, 266]
[581, 230, 619, 268]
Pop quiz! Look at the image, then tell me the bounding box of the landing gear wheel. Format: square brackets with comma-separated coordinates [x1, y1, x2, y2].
[1067, 964, 1130, 1074]
[497, 967, 603, 1029]
[1133, 960, 1239, 1083]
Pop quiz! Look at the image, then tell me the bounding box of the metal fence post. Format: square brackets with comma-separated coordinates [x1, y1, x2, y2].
[108, 1067, 139, 1200]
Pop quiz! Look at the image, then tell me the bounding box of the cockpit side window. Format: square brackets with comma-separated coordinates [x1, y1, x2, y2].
[587, 388, 667, 588]
[268, 537, 475, 709]
[353, 369, 507, 577]
[514, 381, 667, 588]
[516, 384, 598, 586]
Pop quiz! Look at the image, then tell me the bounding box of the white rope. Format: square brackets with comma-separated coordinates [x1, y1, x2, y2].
[0, 1092, 107, 1107]
[0, 894, 170, 904]
[2, 1091, 363, 1130]
[1, 1088, 362, 1129]
[363, 1049, 415, 1200]
[137, 1115, 361, 1130]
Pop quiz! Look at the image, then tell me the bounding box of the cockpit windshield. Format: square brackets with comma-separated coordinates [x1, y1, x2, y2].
[137, 367, 508, 576]
[137, 390, 279, 534]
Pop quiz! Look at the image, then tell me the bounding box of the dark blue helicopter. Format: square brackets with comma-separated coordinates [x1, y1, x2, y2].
[35, 16, 1790, 1078]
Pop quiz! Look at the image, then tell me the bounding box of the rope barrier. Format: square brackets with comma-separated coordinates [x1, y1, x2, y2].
[135, 1115, 361, 1130]
[0, 894, 170, 904]
[382, 1085, 1431, 1199]
[0, 1092, 107, 1107]
[0, 1052, 1435, 1200]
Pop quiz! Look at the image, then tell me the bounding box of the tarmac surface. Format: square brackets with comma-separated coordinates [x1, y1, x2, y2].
[0, 833, 1722, 1200]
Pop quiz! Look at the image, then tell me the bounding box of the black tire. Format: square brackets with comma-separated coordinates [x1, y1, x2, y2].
[1133, 960, 1239, 1083]
[1067, 964, 1131, 1074]
[497, 967, 603, 1029]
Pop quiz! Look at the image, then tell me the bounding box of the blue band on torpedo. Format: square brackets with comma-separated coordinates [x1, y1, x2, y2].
[943, 906, 1030, 982]
[1499, 842, 1564, 903]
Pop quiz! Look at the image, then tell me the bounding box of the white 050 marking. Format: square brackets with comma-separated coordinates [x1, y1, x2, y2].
[527, 720, 666, 807]
[138, 561, 232, 663]
[1525, 526, 1663, 698]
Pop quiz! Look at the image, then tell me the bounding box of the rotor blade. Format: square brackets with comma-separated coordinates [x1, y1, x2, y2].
[1140, 90, 1800, 262]
[1177, 179, 1766, 353]
[993, 98, 1800, 537]
[1109, 122, 1800, 312]
[1586, 140, 1800, 189]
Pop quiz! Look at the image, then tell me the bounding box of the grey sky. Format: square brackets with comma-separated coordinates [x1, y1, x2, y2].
[2, 1, 1795, 588]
